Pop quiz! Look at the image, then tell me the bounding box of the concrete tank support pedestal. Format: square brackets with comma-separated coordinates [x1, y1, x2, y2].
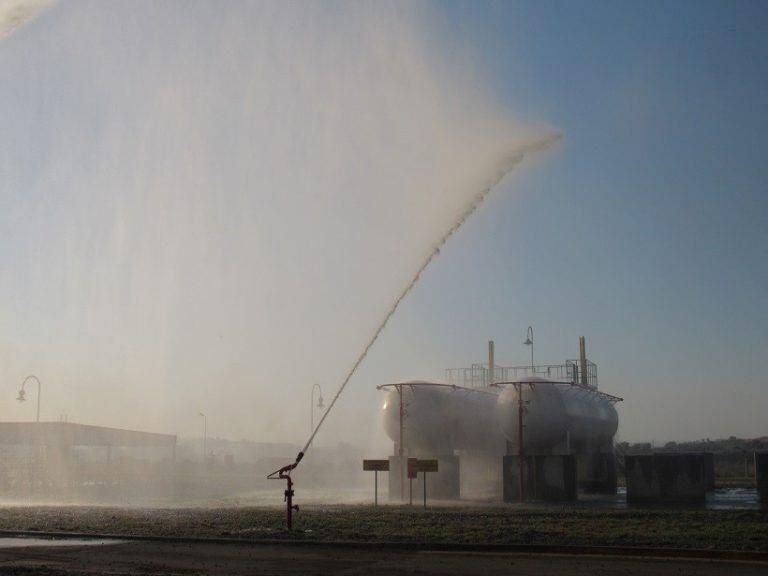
[388, 455, 460, 501]
[625, 454, 708, 504]
[577, 452, 617, 495]
[413, 455, 460, 501]
[503, 455, 576, 502]
[388, 455, 403, 502]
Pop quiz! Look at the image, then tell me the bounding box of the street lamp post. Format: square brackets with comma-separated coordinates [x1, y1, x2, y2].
[516, 382, 525, 503]
[524, 326, 534, 374]
[17, 375, 42, 422]
[521, 325, 535, 501]
[310, 384, 325, 434]
[198, 412, 207, 461]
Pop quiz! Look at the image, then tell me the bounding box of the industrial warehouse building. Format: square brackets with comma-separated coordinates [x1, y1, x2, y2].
[0, 421, 177, 500]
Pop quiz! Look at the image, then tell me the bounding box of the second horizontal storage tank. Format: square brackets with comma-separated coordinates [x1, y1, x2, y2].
[380, 377, 618, 454]
[494, 376, 618, 452]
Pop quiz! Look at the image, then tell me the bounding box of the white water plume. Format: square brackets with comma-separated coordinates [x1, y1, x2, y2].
[0, 0, 54, 38]
[0, 1, 558, 448]
[300, 132, 561, 459]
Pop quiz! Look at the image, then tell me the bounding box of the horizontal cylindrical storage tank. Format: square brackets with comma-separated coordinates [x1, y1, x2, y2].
[495, 377, 618, 451]
[380, 381, 504, 455]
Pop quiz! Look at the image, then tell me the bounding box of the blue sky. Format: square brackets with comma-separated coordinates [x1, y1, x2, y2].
[0, 1, 766, 446]
[394, 0, 768, 441]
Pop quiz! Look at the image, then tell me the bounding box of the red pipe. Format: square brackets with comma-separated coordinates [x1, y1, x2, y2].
[284, 475, 298, 530]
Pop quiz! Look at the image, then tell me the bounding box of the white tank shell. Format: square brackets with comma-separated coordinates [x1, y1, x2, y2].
[495, 377, 618, 450]
[380, 382, 504, 455]
[381, 378, 618, 455]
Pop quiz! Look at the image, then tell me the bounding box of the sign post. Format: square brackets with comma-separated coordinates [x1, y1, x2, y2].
[413, 459, 438, 510]
[407, 458, 418, 505]
[363, 459, 389, 506]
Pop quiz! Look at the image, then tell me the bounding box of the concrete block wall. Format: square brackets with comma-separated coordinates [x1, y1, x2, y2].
[503, 455, 577, 502]
[625, 453, 707, 503]
[756, 452, 768, 503]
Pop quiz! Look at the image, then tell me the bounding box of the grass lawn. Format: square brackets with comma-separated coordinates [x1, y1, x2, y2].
[0, 505, 765, 551]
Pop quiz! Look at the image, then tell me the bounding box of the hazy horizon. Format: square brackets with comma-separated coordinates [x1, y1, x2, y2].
[1, 0, 766, 457]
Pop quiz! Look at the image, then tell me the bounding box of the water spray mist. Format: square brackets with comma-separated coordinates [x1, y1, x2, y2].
[268, 131, 563, 526]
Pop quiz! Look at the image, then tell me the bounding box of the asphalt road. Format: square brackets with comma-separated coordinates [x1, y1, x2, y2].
[0, 540, 765, 576]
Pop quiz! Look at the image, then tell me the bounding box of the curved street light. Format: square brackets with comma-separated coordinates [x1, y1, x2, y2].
[310, 383, 325, 434]
[524, 326, 534, 373]
[17, 375, 41, 422]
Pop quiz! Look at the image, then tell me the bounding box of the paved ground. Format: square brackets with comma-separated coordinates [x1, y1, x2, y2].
[0, 540, 765, 575]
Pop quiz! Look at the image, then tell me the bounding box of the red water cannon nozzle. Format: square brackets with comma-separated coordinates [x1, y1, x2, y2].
[268, 452, 305, 530]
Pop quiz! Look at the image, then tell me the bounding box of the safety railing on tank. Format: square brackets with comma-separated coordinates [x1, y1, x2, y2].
[490, 379, 622, 404]
[565, 359, 598, 389]
[445, 360, 599, 390]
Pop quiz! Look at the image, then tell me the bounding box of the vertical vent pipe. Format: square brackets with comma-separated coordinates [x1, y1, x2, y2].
[488, 340, 495, 387]
[579, 336, 588, 386]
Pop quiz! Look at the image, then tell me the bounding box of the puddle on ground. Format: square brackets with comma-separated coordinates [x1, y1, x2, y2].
[0, 537, 123, 548]
[561, 487, 763, 511]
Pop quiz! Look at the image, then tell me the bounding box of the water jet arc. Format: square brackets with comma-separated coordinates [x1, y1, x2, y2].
[270, 131, 563, 479]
